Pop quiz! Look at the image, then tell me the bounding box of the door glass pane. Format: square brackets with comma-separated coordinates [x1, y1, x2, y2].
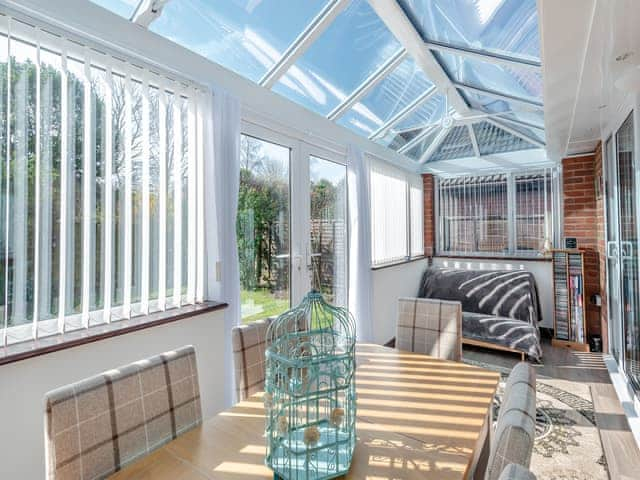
[238, 135, 290, 323]
[309, 156, 346, 306]
[605, 136, 622, 363]
[616, 114, 640, 390]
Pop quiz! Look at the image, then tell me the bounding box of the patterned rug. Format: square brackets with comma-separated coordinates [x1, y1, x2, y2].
[464, 359, 608, 480]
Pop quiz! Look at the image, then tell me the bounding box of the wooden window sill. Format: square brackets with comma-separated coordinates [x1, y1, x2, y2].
[0, 301, 228, 367]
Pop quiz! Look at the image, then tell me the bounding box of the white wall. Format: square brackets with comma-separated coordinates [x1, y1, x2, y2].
[432, 257, 554, 328]
[0, 310, 226, 480]
[371, 259, 429, 344]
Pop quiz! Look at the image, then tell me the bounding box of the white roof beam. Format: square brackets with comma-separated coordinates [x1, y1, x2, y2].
[419, 127, 450, 163]
[367, 0, 471, 116]
[397, 124, 439, 154]
[259, 0, 349, 89]
[327, 48, 407, 121]
[467, 124, 481, 157]
[424, 41, 541, 70]
[454, 82, 543, 109]
[131, 0, 169, 27]
[369, 85, 437, 140]
[487, 118, 545, 148]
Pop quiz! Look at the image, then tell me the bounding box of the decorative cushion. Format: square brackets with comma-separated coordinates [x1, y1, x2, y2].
[396, 297, 462, 361]
[498, 463, 537, 480]
[232, 318, 273, 401]
[44, 345, 202, 479]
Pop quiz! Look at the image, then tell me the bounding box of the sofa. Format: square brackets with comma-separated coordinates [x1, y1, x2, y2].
[417, 266, 543, 361]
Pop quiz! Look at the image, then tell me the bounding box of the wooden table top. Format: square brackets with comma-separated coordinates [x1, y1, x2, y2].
[111, 344, 500, 480]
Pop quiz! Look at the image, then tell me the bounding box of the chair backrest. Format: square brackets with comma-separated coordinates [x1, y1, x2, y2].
[44, 345, 202, 480]
[499, 362, 536, 424]
[396, 297, 462, 361]
[498, 463, 537, 480]
[232, 318, 273, 401]
[485, 368, 537, 480]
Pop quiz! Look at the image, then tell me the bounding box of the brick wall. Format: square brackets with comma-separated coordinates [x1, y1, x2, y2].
[562, 154, 603, 340]
[422, 174, 435, 256]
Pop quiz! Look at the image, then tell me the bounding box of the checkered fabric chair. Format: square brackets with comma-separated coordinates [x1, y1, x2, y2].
[485, 365, 537, 480]
[232, 318, 273, 401]
[499, 362, 537, 425]
[498, 463, 537, 480]
[396, 297, 462, 361]
[44, 346, 202, 480]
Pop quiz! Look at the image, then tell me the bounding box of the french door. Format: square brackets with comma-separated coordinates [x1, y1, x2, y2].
[605, 112, 640, 394]
[237, 124, 347, 324]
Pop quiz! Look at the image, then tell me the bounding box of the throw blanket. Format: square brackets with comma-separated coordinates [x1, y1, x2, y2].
[418, 267, 541, 325]
[418, 267, 542, 360]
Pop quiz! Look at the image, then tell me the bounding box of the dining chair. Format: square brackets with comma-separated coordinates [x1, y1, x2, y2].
[396, 297, 462, 361]
[44, 345, 202, 480]
[498, 362, 537, 425]
[498, 463, 537, 480]
[484, 365, 537, 480]
[232, 318, 273, 401]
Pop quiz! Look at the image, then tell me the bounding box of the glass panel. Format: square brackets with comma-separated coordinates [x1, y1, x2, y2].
[499, 111, 544, 131]
[437, 51, 542, 103]
[410, 182, 423, 256]
[131, 80, 143, 312]
[112, 74, 126, 310]
[149, 87, 160, 304]
[273, 0, 402, 116]
[371, 163, 408, 265]
[165, 91, 175, 302]
[0, 34, 6, 332]
[337, 57, 433, 137]
[430, 125, 475, 162]
[398, 0, 540, 61]
[472, 121, 539, 155]
[616, 114, 640, 391]
[377, 93, 446, 151]
[38, 48, 62, 328]
[238, 135, 290, 323]
[439, 176, 508, 254]
[151, 0, 327, 83]
[309, 156, 346, 306]
[404, 128, 439, 161]
[515, 172, 549, 253]
[7, 38, 37, 331]
[90, 0, 138, 19]
[604, 136, 622, 364]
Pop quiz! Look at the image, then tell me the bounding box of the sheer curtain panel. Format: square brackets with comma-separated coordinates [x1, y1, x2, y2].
[210, 87, 241, 407]
[347, 144, 373, 342]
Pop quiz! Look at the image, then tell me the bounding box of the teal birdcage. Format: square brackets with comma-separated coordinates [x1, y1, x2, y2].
[264, 291, 356, 480]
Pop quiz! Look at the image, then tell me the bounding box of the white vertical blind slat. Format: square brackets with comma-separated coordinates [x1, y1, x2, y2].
[122, 73, 133, 318]
[81, 49, 93, 327]
[103, 65, 114, 323]
[172, 89, 183, 308]
[141, 76, 151, 314]
[158, 84, 167, 311]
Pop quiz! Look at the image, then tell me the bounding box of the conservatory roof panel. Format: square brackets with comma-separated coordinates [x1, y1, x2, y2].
[91, 0, 546, 166]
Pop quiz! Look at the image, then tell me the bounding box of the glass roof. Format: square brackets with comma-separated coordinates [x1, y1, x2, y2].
[90, 0, 546, 165]
[397, 0, 540, 62]
[151, 0, 328, 82]
[91, 0, 138, 18]
[272, 0, 402, 116]
[336, 56, 434, 137]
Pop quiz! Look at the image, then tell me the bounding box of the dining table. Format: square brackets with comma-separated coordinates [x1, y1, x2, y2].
[110, 343, 500, 480]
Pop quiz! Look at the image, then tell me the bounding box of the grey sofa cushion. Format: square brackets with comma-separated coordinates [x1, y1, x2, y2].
[498, 463, 537, 480]
[462, 312, 542, 361]
[418, 266, 541, 324]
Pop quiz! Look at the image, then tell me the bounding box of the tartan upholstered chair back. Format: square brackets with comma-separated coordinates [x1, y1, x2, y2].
[232, 318, 272, 401]
[396, 297, 463, 361]
[44, 345, 202, 480]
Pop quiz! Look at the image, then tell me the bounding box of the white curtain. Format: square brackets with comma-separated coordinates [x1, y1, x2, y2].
[347, 144, 373, 342]
[205, 87, 241, 408]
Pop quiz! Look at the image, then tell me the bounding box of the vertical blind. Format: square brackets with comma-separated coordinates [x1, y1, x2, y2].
[437, 169, 555, 256]
[0, 16, 206, 345]
[370, 159, 423, 265]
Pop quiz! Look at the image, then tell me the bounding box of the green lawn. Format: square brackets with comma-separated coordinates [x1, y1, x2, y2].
[240, 288, 289, 324]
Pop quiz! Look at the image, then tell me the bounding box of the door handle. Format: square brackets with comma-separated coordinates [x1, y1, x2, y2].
[607, 241, 618, 259]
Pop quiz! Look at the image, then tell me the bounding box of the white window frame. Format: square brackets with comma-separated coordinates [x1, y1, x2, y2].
[370, 158, 424, 267]
[435, 168, 559, 258]
[0, 14, 206, 346]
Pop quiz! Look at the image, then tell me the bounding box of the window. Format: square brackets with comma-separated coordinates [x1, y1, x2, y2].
[0, 18, 204, 344]
[370, 160, 423, 266]
[436, 169, 556, 257]
[237, 134, 290, 324]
